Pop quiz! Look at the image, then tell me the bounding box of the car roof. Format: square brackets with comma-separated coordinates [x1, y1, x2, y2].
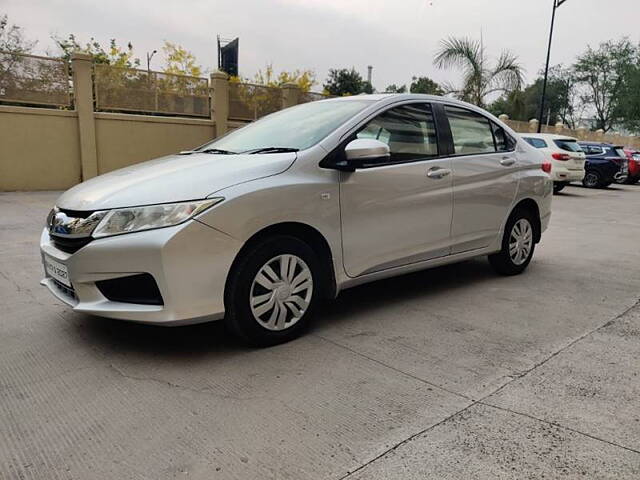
[521, 133, 577, 141]
[324, 93, 492, 113]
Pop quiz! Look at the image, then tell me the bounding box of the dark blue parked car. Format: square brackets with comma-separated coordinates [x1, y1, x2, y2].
[577, 142, 628, 188]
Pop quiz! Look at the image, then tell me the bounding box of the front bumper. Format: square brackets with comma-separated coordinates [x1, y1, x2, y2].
[40, 220, 242, 325]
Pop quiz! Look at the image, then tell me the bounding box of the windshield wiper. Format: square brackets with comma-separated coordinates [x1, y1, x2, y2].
[179, 148, 236, 155]
[241, 147, 300, 154]
[200, 148, 236, 155]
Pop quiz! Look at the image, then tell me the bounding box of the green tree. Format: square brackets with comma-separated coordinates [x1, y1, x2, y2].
[53, 34, 140, 67]
[617, 65, 640, 133]
[384, 83, 406, 93]
[323, 68, 368, 96]
[574, 38, 638, 132]
[434, 36, 524, 107]
[0, 14, 36, 53]
[162, 41, 202, 77]
[489, 65, 582, 128]
[409, 76, 443, 95]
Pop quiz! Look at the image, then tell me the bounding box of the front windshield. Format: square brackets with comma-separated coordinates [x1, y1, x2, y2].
[200, 99, 373, 153]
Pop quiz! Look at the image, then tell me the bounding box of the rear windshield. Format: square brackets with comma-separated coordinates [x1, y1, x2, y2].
[614, 147, 627, 158]
[523, 137, 547, 149]
[554, 139, 583, 152]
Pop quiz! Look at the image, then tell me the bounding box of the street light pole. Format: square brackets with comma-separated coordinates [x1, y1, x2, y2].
[537, 0, 568, 133]
[146, 50, 157, 74]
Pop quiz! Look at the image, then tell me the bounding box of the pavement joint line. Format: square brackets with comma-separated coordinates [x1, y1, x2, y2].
[333, 298, 640, 479]
[313, 333, 473, 402]
[478, 401, 640, 456]
[480, 297, 640, 402]
[336, 401, 477, 480]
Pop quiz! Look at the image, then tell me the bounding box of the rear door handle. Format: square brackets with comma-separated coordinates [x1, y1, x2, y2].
[500, 156, 516, 166]
[427, 167, 451, 179]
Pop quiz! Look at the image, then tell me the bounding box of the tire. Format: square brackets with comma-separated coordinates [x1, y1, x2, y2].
[553, 182, 566, 194]
[626, 176, 639, 185]
[224, 235, 320, 347]
[488, 209, 536, 276]
[582, 171, 601, 188]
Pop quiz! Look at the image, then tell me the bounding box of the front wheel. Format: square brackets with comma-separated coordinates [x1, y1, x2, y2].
[224, 236, 320, 346]
[489, 209, 536, 276]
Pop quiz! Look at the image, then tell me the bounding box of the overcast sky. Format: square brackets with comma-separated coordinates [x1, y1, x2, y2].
[4, 0, 640, 91]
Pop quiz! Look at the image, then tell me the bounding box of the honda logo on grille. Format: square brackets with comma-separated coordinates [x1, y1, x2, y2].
[51, 212, 72, 235]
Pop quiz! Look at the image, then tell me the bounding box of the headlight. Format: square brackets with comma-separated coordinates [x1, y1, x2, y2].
[92, 198, 223, 238]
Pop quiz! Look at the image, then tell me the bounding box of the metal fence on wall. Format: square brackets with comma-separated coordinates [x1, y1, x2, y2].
[94, 64, 209, 117]
[0, 51, 71, 107]
[299, 91, 329, 104]
[229, 82, 283, 120]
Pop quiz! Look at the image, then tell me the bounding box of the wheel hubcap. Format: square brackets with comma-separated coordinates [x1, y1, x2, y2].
[509, 219, 533, 266]
[249, 254, 313, 331]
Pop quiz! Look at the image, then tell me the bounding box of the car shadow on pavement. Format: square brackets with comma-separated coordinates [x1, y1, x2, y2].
[554, 191, 584, 197]
[317, 258, 495, 328]
[72, 311, 247, 357]
[72, 258, 497, 356]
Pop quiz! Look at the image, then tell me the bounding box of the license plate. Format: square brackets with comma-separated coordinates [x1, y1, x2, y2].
[43, 255, 71, 287]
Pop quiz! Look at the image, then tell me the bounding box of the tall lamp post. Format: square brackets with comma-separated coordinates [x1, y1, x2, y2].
[537, 0, 570, 133]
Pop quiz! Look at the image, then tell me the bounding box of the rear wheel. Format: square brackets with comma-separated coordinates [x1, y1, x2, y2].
[225, 236, 320, 346]
[553, 182, 567, 194]
[489, 209, 536, 276]
[582, 171, 601, 188]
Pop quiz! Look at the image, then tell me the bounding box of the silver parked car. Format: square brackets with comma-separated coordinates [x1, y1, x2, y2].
[41, 94, 552, 345]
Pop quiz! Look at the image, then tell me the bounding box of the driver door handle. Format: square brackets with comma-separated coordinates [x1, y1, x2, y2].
[500, 156, 516, 166]
[427, 167, 451, 179]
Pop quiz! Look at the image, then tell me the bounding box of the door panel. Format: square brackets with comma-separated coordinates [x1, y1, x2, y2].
[339, 102, 453, 277]
[450, 152, 518, 252]
[442, 105, 518, 253]
[340, 159, 453, 277]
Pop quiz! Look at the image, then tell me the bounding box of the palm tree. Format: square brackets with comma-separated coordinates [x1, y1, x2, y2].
[434, 36, 524, 108]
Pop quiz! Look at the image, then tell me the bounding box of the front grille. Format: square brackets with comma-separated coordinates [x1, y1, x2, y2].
[96, 274, 164, 306]
[50, 234, 94, 254]
[48, 207, 100, 254]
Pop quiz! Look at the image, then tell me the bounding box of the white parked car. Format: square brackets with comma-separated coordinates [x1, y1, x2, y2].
[41, 94, 552, 346]
[521, 133, 586, 193]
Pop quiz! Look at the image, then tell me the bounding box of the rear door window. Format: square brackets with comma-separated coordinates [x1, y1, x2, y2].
[553, 139, 583, 153]
[523, 137, 548, 149]
[445, 106, 495, 155]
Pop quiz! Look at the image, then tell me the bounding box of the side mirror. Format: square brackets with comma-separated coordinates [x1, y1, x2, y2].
[344, 139, 390, 168]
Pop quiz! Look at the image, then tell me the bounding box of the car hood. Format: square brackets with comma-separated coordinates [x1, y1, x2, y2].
[56, 152, 296, 211]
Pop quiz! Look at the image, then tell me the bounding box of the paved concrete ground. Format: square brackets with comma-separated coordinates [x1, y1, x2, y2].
[1, 185, 639, 479]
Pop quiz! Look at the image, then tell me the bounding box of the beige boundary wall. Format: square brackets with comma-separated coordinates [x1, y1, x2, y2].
[2, 51, 639, 190]
[500, 115, 640, 149]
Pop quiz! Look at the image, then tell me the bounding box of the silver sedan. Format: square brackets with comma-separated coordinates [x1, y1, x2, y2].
[40, 94, 552, 345]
